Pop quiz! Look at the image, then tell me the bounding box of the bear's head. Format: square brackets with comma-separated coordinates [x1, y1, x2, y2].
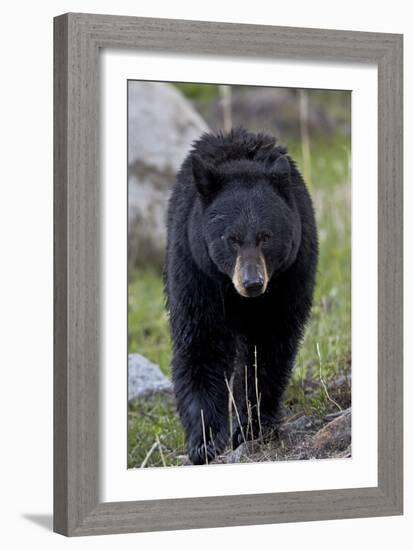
[192, 154, 302, 298]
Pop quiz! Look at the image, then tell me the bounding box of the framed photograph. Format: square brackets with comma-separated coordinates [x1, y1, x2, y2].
[53, 13, 403, 536]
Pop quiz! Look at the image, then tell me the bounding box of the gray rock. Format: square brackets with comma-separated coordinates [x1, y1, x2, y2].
[128, 82, 209, 266]
[312, 409, 351, 454]
[280, 414, 323, 436]
[128, 353, 173, 403]
[225, 443, 248, 464]
[222, 441, 257, 464]
[324, 406, 351, 421]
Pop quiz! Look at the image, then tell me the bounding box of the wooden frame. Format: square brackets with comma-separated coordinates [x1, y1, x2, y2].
[54, 13, 403, 536]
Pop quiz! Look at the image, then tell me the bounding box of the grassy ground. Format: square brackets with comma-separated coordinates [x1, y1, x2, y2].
[128, 135, 351, 468]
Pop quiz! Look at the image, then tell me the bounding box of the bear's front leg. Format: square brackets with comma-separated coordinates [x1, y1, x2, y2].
[232, 331, 300, 449]
[166, 253, 236, 464]
[172, 342, 235, 465]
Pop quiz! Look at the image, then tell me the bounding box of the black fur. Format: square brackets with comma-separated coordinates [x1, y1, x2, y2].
[165, 128, 318, 465]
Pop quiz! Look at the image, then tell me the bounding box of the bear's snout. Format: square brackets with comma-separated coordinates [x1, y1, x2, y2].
[232, 251, 268, 298]
[242, 264, 264, 296]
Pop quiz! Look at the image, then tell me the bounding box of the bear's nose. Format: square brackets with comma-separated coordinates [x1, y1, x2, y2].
[242, 269, 264, 291]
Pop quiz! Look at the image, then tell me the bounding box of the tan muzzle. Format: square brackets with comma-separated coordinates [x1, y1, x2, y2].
[232, 251, 268, 297]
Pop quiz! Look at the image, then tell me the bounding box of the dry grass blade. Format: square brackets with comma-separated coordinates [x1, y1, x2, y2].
[140, 440, 159, 468]
[209, 427, 217, 457]
[244, 364, 256, 447]
[316, 342, 342, 412]
[155, 435, 166, 467]
[254, 346, 263, 440]
[200, 408, 209, 465]
[228, 373, 234, 449]
[225, 375, 247, 446]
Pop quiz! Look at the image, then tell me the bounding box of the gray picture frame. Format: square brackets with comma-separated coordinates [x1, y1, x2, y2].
[53, 12, 403, 536]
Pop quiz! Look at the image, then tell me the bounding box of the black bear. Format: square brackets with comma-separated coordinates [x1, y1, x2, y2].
[165, 128, 318, 465]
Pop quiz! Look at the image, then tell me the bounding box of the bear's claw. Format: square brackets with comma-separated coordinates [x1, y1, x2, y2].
[188, 442, 219, 465]
[232, 417, 280, 449]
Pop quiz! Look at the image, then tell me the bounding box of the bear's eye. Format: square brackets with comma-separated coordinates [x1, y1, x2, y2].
[227, 235, 242, 247]
[257, 232, 272, 245]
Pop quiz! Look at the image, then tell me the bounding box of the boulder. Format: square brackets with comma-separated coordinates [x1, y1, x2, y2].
[128, 82, 209, 267]
[128, 353, 173, 403]
[312, 408, 351, 454]
[280, 413, 323, 435]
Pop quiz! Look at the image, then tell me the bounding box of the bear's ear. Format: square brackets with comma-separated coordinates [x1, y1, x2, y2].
[192, 155, 220, 198]
[270, 155, 291, 181]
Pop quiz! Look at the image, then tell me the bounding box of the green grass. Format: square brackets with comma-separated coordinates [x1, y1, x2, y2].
[128, 397, 186, 467]
[286, 136, 351, 414]
[128, 268, 171, 376]
[173, 83, 220, 102]
[128, 134, 351, 467]
[127, 269, 186, 467]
